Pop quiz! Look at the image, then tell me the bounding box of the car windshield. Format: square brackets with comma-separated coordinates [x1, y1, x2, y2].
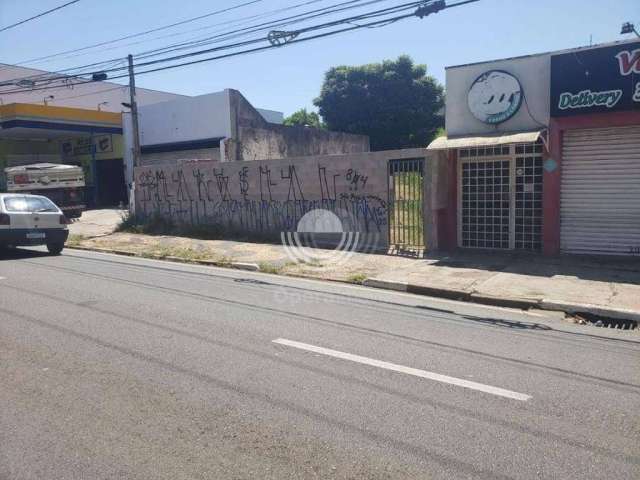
[3, 196, 59, 213]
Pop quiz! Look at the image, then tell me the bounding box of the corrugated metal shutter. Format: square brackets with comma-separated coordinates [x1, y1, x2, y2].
[561, 125, 640, 256]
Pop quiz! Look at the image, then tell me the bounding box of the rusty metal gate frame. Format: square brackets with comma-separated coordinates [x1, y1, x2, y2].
[387, 158, 425, 252]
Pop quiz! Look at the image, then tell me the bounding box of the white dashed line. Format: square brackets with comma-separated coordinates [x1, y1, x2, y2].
[273, 338, 531, 402]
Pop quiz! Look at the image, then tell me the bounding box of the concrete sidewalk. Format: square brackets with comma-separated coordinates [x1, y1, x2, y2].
[68, 232, 640, 323]
[69, 209, 125, 238]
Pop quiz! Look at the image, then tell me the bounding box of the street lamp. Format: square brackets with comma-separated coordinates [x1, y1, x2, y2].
[97, 101, 109, 111]
[43, 95, 54, 106]
[621, 22, 640, 37]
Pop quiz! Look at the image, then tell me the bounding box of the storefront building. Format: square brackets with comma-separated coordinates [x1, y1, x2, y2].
[429, 49, 551, 253]
[430, 39, 640, 257]
[0, 103, 126, 206]
[547, 40, 640, 256]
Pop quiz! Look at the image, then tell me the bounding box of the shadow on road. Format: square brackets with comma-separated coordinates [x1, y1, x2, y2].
[0, 248, 51, 261]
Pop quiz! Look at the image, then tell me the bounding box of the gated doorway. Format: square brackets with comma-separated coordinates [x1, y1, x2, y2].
[458, 142, 544, 251]
[387, 158, 425, 253]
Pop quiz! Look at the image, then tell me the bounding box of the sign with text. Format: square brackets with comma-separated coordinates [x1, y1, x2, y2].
[550, 41, 640, 117]
[61, 135, 113, 157]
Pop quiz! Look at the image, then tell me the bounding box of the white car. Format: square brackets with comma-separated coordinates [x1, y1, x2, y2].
[0, 193, 70, 255]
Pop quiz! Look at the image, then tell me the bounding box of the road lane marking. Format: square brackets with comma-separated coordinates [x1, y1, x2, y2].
[273, 338, 531, 402]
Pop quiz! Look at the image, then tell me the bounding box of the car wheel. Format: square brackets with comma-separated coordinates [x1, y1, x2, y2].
[46, 242, 64, 255]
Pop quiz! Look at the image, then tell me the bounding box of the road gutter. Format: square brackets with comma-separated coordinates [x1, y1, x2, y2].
[66, 245, 640, 325]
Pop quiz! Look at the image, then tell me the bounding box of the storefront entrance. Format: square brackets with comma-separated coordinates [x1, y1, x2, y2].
[459, 142, 543, 251]
[95, 158, 128, 206]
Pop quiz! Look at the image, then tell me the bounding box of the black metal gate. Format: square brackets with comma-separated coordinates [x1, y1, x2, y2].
[387, 158, 425, 252]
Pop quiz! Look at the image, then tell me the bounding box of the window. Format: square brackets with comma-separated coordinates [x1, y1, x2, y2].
[4, 196, 59, 213]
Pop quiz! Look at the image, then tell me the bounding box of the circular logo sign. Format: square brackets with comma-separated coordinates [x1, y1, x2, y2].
[467, 70, 523, 124]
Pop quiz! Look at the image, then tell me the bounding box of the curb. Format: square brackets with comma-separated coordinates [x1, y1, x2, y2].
[68, 246, 263, 273]
[365, 278, 539, 310]
[364, 277, 640, 323]
[540, 299, 640, 323]
[362, 278, 409, 292]
[67, 246, 640, 324]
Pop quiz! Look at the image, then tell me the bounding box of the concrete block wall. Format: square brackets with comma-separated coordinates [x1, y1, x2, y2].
[134, 148, 441, 251]
[236, 125, 370, 161]
[225, 90, 370, 162]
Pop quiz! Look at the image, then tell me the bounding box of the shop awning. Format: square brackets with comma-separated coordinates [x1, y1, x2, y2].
[427, 130, 543, 150]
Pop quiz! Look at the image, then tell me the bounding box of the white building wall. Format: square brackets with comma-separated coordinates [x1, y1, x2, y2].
[137, 91, 233, 146]
[445, 53, 551, 137]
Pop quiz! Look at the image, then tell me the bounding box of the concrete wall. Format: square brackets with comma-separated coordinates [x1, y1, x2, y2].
[134, 148, 440, 251]
[256, 108, 283, 124]
[225, 90, 370, 162]
[236, 124, 371, 161]
[446, 53, 550, 136]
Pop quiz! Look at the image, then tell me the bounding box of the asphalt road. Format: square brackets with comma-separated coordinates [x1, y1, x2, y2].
[1, 248, 639, 480]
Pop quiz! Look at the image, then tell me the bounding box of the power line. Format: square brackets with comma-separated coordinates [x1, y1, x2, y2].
[0, 1, 437, 95]
[20, 0, 332, 68]
[49, 85, 127, 102]
[4, 0, 422, 89]
[126, 2, 457, 77]
[0, 0, 388, 88]
[12, 0, 265, 65]
[126, 0, 424, 70]
[7, 0, 367, 77]
[0, 0, 479, 95]
[131, 0, 385, 61]
[0, 0, 81, 33]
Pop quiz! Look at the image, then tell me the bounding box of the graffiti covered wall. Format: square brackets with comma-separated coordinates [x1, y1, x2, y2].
[134, 149, 433, 249]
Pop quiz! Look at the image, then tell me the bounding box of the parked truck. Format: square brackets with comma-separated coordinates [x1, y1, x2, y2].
[4, 163, 86, 218]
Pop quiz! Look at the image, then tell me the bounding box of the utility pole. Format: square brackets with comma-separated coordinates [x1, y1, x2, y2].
[127, 54, 142, 170]
[127, 54, 141, 214]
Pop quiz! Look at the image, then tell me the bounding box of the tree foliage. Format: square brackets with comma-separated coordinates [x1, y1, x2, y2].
[314, 55, 445, 150]
[283, 108, 324, 128]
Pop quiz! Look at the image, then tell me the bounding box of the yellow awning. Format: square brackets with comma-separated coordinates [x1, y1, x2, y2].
[427, 130, 543, 150]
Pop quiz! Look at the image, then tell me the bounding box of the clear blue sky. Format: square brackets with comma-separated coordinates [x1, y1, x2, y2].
[1, 0, 639, 115]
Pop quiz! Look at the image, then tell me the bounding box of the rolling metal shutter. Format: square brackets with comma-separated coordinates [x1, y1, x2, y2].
[561, 125, 640, 256]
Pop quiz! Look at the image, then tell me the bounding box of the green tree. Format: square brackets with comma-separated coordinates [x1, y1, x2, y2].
[283, 108, 324, 128]
[314, 55, 444, 150]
